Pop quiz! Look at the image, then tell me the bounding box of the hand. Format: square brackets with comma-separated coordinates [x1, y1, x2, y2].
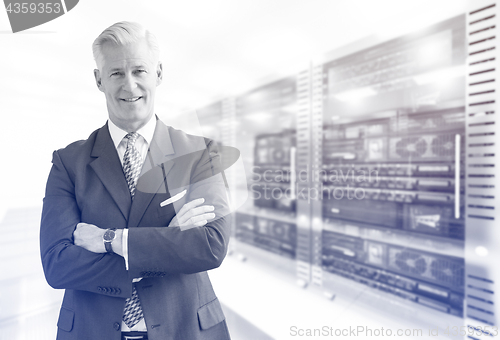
[73, 223, 106, 253]
[168, 198, 216, 230]
[73, 223, 124, 256]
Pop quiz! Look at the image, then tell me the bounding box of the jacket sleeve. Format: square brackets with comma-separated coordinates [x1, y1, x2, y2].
[40, 150, 133, 297]
[127, 140, 232, 278]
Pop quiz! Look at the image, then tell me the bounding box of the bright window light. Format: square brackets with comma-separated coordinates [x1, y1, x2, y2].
[244, 112, 272, 122]
[413, 65, 464, 86]
[334, 87, 377, 102]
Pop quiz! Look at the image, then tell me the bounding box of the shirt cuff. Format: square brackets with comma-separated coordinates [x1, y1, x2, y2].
[122, 229, 142, 282]
[122, 228, 129, 270]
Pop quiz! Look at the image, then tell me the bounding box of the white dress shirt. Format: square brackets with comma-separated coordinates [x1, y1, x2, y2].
[108, 116, 156, 332]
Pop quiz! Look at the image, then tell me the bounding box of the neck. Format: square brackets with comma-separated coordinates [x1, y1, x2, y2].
[110, 115, 153, 133]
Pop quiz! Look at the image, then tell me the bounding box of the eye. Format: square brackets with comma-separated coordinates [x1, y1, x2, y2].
[110, 72, 121, 77]
[135, 69, 147, 74]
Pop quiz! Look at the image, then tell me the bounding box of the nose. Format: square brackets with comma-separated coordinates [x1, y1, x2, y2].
[122, 73, 138, 92]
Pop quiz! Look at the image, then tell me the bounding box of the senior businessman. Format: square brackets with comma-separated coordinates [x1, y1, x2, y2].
[40, 21, 231, 340]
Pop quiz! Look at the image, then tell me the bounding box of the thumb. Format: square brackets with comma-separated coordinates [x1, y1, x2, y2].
[168, 216, 179, 227]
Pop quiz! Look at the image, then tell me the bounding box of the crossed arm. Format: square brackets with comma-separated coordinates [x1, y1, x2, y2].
[73, 198, 217, 256]
[40, 140, 231, 295]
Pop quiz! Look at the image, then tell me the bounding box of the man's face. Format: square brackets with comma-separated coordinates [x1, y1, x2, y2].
[94, 39, 162, 131]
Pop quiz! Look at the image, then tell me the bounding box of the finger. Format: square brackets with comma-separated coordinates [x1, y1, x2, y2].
[191, 205, 215, 215]
[73, 229, 84, 245]
[195, 220, 207, 227]
[184, 213, 216, 226]
[176, 202, 212, 224]
[75, 223, 95, 235]
[168, 216, 179, 227]
[73, 225, 84, 238]
[73, 230, 80, 242]
[175, 198, 205, 220]
[177, 205, 215, 224]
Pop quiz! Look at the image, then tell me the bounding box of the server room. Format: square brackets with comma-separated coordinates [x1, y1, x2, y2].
[1, 0, 499, 339]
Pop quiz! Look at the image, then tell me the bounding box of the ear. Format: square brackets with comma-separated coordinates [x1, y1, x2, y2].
[156, 62, 163, 86]
[94, 69, 104, 92]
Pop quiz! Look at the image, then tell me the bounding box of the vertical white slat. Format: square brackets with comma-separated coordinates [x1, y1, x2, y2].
[310, 64, 324, 287]
[295, 67, 313, 286]
[466, 0, 499, 334]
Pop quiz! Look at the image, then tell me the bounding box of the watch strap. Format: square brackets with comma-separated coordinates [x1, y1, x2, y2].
[104, 240, 113, 253]
[103, 228, 116, 253]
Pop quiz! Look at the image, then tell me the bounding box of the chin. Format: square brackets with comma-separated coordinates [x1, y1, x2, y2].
[133, 114, 153, 125]
[124, 110, 147, 119]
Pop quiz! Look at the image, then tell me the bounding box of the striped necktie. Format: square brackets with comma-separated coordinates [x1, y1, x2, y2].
[122, 132, 144, 328]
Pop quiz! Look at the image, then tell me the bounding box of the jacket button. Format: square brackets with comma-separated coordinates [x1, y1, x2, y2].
[113, 322, 120, 331]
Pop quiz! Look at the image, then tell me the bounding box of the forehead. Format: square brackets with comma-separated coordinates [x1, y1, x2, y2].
[101, 39, 156, 69]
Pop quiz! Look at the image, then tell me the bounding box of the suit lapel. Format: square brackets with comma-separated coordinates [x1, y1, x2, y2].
[128, 120, 176, 228]
[90, 124, 131, 221]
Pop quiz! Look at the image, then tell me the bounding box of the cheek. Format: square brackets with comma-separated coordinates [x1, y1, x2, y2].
[108, 94, 120, 106]
[102, 86, 116, 98]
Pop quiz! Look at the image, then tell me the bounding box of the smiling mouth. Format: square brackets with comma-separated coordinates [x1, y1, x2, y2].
[121, 96, 142, 102]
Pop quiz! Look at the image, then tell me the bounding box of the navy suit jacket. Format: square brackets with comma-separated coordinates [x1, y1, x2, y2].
[40, 119, 231, 340]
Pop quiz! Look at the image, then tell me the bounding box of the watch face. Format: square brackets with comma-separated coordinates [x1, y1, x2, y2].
[103, 229, 116, 242]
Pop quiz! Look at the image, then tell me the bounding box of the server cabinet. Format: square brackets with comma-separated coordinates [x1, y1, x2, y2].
[314, 15, 469, 330]
[231, 78, 300, 274]
[464, 0, 500, 336]
[195, 99, 240, 250]
[195, 5, 500, 337]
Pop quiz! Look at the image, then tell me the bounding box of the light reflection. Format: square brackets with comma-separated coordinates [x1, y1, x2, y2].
[413, 65, 465, 86]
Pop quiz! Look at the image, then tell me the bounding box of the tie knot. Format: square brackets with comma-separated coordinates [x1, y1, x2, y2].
[125, 132, 140, 145]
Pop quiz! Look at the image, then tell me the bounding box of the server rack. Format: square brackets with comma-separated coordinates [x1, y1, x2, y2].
[230, 78, 300, 273]
[464, 1, 499, 336]
[196, 3, 500, 337]
[316, 15, 467, 324]
[195, 99, 239, 251]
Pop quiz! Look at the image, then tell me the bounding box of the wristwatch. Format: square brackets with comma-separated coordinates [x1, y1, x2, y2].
[103, 228, 117, 253]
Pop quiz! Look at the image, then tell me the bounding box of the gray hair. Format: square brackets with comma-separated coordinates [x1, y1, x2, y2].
[92, 21, 160, 70]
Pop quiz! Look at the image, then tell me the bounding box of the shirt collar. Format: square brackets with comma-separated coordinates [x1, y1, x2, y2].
[107, 115, 157, 149]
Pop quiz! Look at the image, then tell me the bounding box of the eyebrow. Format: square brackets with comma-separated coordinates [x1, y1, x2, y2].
[108, 64, 149, 73]
[108, 67, 123, 73]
